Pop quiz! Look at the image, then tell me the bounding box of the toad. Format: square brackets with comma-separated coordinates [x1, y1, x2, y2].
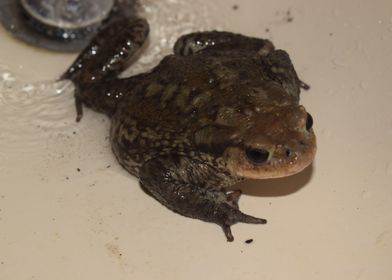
[62, 17, 316, 241]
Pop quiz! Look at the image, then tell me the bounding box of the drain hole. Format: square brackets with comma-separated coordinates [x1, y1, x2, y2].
[0, 0, 136, 52]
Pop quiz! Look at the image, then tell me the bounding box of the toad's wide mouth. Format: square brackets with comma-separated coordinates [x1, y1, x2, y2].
[224, 133, 317, 179]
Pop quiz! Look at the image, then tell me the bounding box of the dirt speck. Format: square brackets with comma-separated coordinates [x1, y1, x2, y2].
[286, 10, 293, 22]
[105, 243, 123, 260]
[276, 9, 294, 23]
[245, 239, 254, 244]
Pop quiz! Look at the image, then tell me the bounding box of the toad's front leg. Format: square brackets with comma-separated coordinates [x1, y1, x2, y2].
[61, 17, 149, 121]
[139, 155, 266, 242]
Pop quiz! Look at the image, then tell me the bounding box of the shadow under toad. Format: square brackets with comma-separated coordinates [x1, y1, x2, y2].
[228, 164, 314, 197]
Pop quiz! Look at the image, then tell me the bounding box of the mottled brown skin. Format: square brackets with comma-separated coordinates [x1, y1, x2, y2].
[62, 17, 316, 241]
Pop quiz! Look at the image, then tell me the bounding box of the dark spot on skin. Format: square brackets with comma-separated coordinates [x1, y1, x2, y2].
[265, 28, 270, 33]
[329, 32, 333, 36]
[106, 165, 111, 168]
[232, 5, 239, 10]
[73, 131, 76, 135]
[245, 239, 253, 244]
[77, 168, 81, 172]
[65, 176, 69, 180]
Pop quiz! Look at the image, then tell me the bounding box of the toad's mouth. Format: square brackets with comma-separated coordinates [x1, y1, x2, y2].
[224, 134, 317, 179]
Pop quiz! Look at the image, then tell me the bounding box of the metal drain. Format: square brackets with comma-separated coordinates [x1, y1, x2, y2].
[0, 0, 136, 52]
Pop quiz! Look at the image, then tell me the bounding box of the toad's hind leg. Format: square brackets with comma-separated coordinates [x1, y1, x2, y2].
[140, 155, 266, 242]
[173, 31, 274, 56]
[61, 17, 149, 121]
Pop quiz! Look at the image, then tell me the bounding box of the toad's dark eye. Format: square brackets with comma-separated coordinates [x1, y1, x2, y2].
[245, 148, 270, 165]
[306, 113, 313, 131]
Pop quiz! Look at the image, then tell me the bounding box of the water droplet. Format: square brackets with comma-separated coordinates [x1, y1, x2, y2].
[1, 72, 15, 82]
[22, 84, 35, 92]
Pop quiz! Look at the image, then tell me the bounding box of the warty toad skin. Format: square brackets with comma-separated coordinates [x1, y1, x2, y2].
[62, 17, 316, 241]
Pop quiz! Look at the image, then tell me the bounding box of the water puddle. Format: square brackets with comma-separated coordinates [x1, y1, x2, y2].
[0, 0, 221, 171]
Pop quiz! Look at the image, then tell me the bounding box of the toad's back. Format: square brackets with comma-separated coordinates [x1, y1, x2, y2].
[110, 47, 300, 170]
[115, 46, 301, 126]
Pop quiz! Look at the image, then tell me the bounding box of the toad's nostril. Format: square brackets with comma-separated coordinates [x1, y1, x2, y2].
[245, 148, 269, 165]
[285, 149, 291, 157]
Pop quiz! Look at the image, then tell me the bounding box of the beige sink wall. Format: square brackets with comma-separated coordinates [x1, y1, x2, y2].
[1, 0, 392, 279]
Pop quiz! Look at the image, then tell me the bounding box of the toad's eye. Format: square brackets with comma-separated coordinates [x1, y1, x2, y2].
[246, 148, 269, 165]
[306, 113, 313, 131]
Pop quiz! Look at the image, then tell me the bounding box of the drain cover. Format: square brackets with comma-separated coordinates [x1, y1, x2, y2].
[0, 0, 137, 52]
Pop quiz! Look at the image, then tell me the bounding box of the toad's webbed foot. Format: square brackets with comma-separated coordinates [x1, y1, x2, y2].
[140, 155, 266, 242]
